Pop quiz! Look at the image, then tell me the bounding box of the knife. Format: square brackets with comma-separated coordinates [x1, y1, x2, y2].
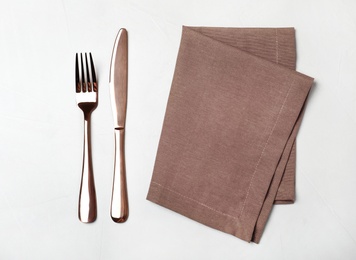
[109, 28, 128, 223]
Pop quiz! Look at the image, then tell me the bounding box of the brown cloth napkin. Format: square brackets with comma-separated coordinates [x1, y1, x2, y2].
[147, 26, 313, 243]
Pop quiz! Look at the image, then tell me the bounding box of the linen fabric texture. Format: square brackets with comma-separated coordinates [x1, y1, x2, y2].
[147, 26, 313, 243]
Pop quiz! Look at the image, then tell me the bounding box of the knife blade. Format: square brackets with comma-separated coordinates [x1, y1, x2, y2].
[109, 28, 128, 223]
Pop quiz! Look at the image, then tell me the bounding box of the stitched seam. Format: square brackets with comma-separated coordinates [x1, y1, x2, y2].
[238, 79, 294, 218]
[275, 29, 279, 64]
[152, 181, 238, 220]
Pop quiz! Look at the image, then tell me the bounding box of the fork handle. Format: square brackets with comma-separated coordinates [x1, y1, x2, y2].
[110, 128, 129, 223]
[78, 117, 97, 223]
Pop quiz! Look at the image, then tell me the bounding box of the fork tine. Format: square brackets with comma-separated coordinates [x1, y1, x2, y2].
[75, 53, 81, 93]
[80, 53, 86, 92]
[85, 53, 92, 92]
[89, 53, 97, 92]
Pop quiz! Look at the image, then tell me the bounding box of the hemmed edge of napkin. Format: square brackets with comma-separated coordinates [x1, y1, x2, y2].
[252, 94, 311, 243]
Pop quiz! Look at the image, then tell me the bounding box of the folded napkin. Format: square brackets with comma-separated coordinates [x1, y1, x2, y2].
[147, 26, 313, 243]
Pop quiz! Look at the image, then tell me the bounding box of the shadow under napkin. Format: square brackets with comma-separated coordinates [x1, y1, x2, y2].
[147, 26, 313, 243]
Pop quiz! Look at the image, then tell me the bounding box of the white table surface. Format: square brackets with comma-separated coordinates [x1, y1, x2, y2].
[1, 0, 356, 259]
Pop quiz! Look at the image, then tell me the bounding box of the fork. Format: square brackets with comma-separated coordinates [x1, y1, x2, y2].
[75, 53, 98, 223]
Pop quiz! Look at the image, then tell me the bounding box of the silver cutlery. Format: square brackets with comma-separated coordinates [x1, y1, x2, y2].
[109, 29, 129, 223]
[76, 53, 98, 223]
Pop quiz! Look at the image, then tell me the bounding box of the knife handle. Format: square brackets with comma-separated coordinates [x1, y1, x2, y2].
[110, 128, 129, 223]
[78, 117, 97, 223]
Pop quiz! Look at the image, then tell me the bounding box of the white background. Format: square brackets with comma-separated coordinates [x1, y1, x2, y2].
[1, 0, 356, 259]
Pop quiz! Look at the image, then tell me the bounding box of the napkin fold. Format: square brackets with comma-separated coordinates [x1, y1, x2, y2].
[147, 26, 313, 243]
